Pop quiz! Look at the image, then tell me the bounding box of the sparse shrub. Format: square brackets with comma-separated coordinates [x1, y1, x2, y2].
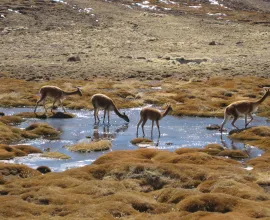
[68, 140, 112, 152]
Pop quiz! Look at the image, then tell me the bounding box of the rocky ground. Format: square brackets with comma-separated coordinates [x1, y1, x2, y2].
[0, 0, 270, 81]
[0, 0, 270, 219]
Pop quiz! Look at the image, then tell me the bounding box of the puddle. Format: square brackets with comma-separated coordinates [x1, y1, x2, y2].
[0, 107, 268, 172]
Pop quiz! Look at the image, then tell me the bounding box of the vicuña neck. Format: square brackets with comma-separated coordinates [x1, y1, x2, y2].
[255, 91, 268, 105]
[161, 106, 171, 118]
[113, 102, 124, 118]
[63, 90, 78, 96]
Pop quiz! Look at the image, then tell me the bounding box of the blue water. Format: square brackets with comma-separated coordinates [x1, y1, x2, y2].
[0, 107, 268, 172]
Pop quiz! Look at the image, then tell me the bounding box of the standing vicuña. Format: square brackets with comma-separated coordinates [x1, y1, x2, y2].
[91, 94, 129, 124]
[137, 105, 173, 137]
[34, 86, 82, 113]
[220, 88, 270, 132]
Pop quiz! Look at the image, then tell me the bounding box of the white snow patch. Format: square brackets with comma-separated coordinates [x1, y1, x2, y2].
[189, 5, 202, 9]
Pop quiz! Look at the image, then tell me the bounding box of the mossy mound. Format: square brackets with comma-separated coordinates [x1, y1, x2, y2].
[202, 144, 224, 155]
[0, 122, 60, 144]
[49, 112, 75, 119]
[228, 126, 270, 189]
[41, 152, 71, 159]
[197, 179, 269, 201]
[15, 112, 48, 119]
[15, 112, 75, 119]
[218, 150, 249, 159]
[0, 144, 42, 160]
[130, 138, 153, 147]
[0, 148, 269, 219]
[0, 163, 41, 181]
[25, 123, 60, 138]
[68, 140, 112, 153]
[229, 126, 270, 141]
[0, 122, 36, 144]
[0, 115, 24, 125]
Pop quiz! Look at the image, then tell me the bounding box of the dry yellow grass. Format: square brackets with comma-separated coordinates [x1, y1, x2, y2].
[0, 144, 42, 160]
[0, 115, 24, 125]
[0, 77, 269, 118]
[130, 138, 153, 145]
[25, 122, 60, 138]
[68, 140, 112, 152]
[0, 121, 60, 144]
[1, 146, 269, 219]
[41, 152, 71, 160]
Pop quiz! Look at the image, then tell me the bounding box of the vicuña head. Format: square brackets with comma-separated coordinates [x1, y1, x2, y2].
[91, 93, 130, 124]
[220, 88, 269, 133]
[75, 87, 83, 97]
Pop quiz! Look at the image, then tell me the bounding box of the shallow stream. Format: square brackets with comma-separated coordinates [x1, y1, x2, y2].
[1, 107, 268, 172]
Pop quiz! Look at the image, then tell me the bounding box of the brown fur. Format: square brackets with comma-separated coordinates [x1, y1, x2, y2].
[34, 86, 82, 113]
[91, 94, 129, 124]
[220, 89, 269, 132]
[137, 105, 173, 137]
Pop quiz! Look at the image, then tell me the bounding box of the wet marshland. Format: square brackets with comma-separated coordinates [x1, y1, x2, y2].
[1, 107, 268, 172]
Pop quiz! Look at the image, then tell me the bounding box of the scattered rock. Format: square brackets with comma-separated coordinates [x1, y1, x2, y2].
[67, 56, 81, 62]
[0, 112, 4, 116]
[49, 112, 75, 119]
[209, 41, 217, 45]
[175, 57, 207, 64]
[206, 124, 220, 130]
[224, 91, 233, 97]
[36, 166, 52, 174]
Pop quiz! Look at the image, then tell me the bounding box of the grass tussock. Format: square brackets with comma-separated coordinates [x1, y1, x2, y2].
[130, 138, 153, 145]
[41, 152, 71, 159]
[0, 162, 41, 180]
[229, 126, 270, 141]
[177, 193, 238, 213]
[217, 150, 249, 159]
[15, 112, 48, 119]
[25, 123, 60, 138]
[0, 144, 42, 160]
[0, 115, 24, 125]
[68, 140, 112, 152]
[0, 148, 270, 218]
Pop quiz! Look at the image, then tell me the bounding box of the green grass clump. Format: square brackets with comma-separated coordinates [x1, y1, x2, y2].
[68, 140, 112, 153]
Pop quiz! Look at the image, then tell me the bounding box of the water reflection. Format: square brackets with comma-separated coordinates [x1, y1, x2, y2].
[92, 123, 129, 141]
[220, 137, 254, 158]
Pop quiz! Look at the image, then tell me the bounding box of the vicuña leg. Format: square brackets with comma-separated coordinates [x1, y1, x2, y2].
[137, 118, 143, 136]
[231, 115, 239, 130]
[34, 95, 46, 113]
[151, 120, 154, 137]
[141, 120, 147, 137]
[103, 109, 106, 123]
[245, 113, 253, 127]
[59, 99, 66, 112]
[156, 120, 160, 137]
